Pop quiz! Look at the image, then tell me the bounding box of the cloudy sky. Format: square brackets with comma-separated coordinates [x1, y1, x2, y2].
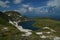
[0, 0, 60, 18]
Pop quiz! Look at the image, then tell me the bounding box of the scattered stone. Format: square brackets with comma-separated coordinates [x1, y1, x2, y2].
[8, 14, 10, 16]
[43, 27, 56, 32]
[36, 32, 43, 35]
[3, 27, 8, 30]
[46, 32, 51, 34]
[54, 37, 60, 40]
[1, 27, 8, 31]
[40, 35, 47, 38]
[43, 27, 50, 29]
[19, 16, 22, 17]
[22, 32, 32, 36]
[50, 29, 56, 32]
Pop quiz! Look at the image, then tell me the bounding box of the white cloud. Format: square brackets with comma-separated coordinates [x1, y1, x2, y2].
[22, 4, 29, 7]
[34, 7, 48, 13]
[5, 1, 10, 3]
[14, 0, 22, 4]
[15, 8, 27, 13]
[47, 0, 60, 7]
[28, 7, 34, 12]
[22, 4, 48, 13]
[15, 0, 60, 14]
[0, 0, 10, 8]
[15, 5, 48, 14]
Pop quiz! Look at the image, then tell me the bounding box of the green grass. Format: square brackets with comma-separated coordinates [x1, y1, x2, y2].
[33, 18, 60, 36]
[0, 16, 25, 40]
[33, 18, 60, 28]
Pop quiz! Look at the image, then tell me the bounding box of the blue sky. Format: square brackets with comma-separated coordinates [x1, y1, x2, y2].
[0, 0, 60, 18]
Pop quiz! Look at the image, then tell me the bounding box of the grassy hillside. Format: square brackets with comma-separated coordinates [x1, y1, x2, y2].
[0, 11, 40, 40]
[33, 18, 60, 27]
[0, 12, 25, 40]
[33, 18, 60, 36]
[0, 11, 60, 40]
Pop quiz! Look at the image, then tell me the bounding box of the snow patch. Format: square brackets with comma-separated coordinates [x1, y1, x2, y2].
[9, 20, 32, 36]
[43, 27, 56, 32]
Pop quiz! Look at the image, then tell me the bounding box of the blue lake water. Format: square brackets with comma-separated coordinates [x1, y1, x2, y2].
[18, 21, 39, 31]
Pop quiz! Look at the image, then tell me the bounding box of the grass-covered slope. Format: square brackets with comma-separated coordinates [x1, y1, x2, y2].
[1, 11, 60, 40]
[0, 11, 42, 40]
[33, 18, 60, 27]
[33, 18, 60, 36]
[0, 12, 9, 26]
[0, 12, 24, 40]
[0, 11, 39, 40]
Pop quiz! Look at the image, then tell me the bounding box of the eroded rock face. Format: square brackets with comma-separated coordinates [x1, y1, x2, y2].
[4, 11, 22, 22]
[4, 11, 30, 22]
